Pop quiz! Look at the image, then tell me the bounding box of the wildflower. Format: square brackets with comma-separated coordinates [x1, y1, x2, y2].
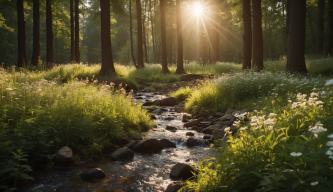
[325, 79, 333, 86]
[326, 150, 333, 156]
[264, 118, 276, 126]
[239, 127, 247, 131]
[290, 152, 302, 157]
[328, 134, 333, 139]
[327, 141, 333, 147]
[309, 122, 327, 137]
[268, 113, 277, 118]
[5, 87, 14, 91]
[310, 181, 319, 186]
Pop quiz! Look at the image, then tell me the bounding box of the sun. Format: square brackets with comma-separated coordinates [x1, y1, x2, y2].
[189, 1, 205, 17]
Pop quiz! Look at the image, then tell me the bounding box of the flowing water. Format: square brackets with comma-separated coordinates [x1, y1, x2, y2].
[29, 92, 213, 192]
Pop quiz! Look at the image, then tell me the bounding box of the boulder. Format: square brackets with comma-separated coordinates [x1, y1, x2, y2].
[165, 182, 184, 192]
[212, 129, 225, 140]
[55, 146, 73, 165]
[185, 138, 202, 147]
[185, 132, 195, 137]
[216, 114, 236, 126]
[80, 168, 106, 182]
[143, 101, 154, 106]
[170, 163, 197, 180]
[203, 135, 212, 140]
[202, 123, 227, 134]
[184, 119, 200, 128]
[182, 114, 191, 122]
[159, 139, 176, 149]
[153, 97, 178, 106]
[111, 147, 134, 161]
[132, 139, 163, 154]
[166, 126, 177, 132]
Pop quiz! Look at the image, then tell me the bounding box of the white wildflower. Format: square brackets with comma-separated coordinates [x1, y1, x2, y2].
[325, 79, 333, 86]
[328, 134, 333, 139]
[264, 118, 276, 126]
[310, 181, 319, 186]
[309, 122, 327, 137]
[290, 152, 303, 157]
[5, 87, 14, 91]
[268, 113, 277, 118]
[327, 141, 333, 147]
[326, 150, 333, 156]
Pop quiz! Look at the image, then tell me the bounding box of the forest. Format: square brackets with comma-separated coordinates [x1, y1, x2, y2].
[0, 0, 333, 191]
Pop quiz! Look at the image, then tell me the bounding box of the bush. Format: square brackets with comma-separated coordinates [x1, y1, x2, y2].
[183, 83, 333, 192]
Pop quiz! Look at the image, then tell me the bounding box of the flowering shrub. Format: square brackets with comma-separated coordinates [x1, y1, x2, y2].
[183, 79, 333, 192]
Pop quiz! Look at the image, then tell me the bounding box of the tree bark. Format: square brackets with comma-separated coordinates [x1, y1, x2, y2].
[46, 0, 53, 68]
[70, 0, 75, 62]
[317, 0, 325, 55]
[242, 0, 252, 69]
[74, 0, 80, 63]
[31, 0, 40, 66]
[100, 0, 116, 75]
[17, 0, 26, 68]
[136, 0, 144, 68]
[176, 0, 185, 74]
[160, 0, 169, 73]
[251, 0, 263, 71]
[328, 0, 333, 55]
[286, 0, 307, 74]
[129, 0, 137, 67]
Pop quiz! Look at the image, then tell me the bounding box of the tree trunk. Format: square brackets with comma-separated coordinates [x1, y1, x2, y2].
[100, 0, 116, 75]
[160, 0, 169, 73]
[74, 0, 80, 63]
[46, 0, 53, 68]
[328, 0, 333, 55]
[129, 0, 137, 67]
[317, 0, 325, 55]
[251, 0, 263, 70]
[242, 0, 252, 69]
[136, 0, 144, 68]
[31, 0, 40, 66]
[176, 0, 185, 74]
[286, 0, 307, 74]
[70, 0, 75, 62]
[17, 0, 26, 68]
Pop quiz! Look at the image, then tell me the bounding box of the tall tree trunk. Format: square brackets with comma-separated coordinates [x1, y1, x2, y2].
[251, 0, 263, 70]
[17, 0, 26, 68]
[176, 0, 184, 74]
[211, 2, 220, 63]
[149, 0, 156, 63]
[328, 0, 333, 55]
[136, 0, 144, 68]
[74, 0, 80, 63]
[129, 0, 137, 67]
[160, 0, 169, 73]
[242, 0, 252, 69]
[31, 0, 40, 66]
[317, 0, 325, 55]
[100, 0, 116, 75]
[286, 0, 307, 74]
[46, 0, 53, 68]
[70, 0, 75, 62]
[142, 0, 148, 63]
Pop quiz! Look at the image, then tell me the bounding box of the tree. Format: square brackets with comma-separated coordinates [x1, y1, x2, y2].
[328, 0, 333, 55]
[176, 0, 185, 74]
[160, 0, 169, 73]
[242, 0, 252, 69]
[17, 0, 26, 68]
[136, 0, 144, 68]
[100, 0, 116, 75]
[129, 0, 137, 67]
[46, 0, 53, 67]
[31, 0, 40, 66]
[286, 0, 307, 73]
[74, 0, 80, 63]
[251, 0, 263, 70]
[70, 0, 75, 62]
[317, 0, 325, 54]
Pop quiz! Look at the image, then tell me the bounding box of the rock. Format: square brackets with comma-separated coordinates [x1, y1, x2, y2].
[165, 182, 184, 192]
[216, 114, 236, 126]
[166, 126, 177, 132]
[150, 114, 157, 120]
[153, 97, 178, 106]
[184, 119, 200, 128]
[185, 138, 202, 147]
[126, 140, 139, 150]
[80, 168, 106, 182]
[133, 139, 163, 154]
[160, 139, 176, 149]
[110, 147, 134, 161]
[202, 123, 228, 134]
[170, 163, 197, 180]
[182, 114, 191, 122]
[153, 108, 168, 115]
[143, 101, 154, 106]
[203, 135, 212, 140]
[55, 146, 73, 165]
[165, 116, 175, 121]
[212, 129, 226, 140]
[186, 132, 195, 137]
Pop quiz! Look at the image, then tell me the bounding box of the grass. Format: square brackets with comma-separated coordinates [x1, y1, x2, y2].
[0, 68, 153, 190]
[182, 83, 333, 192]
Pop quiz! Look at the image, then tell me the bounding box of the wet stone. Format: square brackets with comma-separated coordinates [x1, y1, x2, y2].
[153, 97, 178, 106]
[55, 146, 74, 165]
[186, 132, 195, 137]
[165, 182, 184, 192]
[170, 163, 197, 180]
[80, 168, 106, 182]
[110, 147, 134, 161]
[185, 138, 202, 147]
[166, 125, 177, 132]
[159, 139, 176, 149]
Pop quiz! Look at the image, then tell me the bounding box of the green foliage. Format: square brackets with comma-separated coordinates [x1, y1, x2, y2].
[170, 87, 192, 101]
[184, 72, 324, 113]
[0, 68, 153, 189]
[183, 80, 333, 192]
[184, 62, 242, 75]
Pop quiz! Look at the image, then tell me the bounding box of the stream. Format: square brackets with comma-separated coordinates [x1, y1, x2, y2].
[28, 92, 213, 192]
